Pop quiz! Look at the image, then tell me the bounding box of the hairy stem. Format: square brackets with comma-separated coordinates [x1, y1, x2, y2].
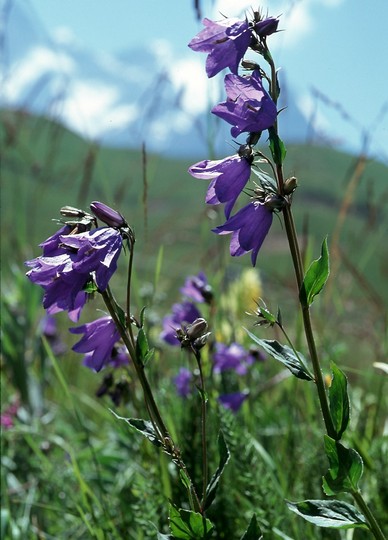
[194, 348, 208, 509]
[352, 490, 387, 540]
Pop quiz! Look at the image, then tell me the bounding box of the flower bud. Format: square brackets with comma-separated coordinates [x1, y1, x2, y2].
[284, 176, 298, 195]
[264, 194, 287, 211]
[253, 16, 279, 38]
[90, 201, 126, 228]
[186, 318, 208, 341]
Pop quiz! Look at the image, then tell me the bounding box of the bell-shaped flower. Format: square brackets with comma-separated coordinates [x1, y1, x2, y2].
[173, 367, 193, 398]
[188, 17, 252, 78]
[188, 147, 253, 218]
[26, 227, 123, 319]
[213, 342, 255, 375]
[180, 271, 213, 304]
[218, 391, 249, 412]
[212, 70, 277, 137]
[212, 200, 273, 266]
[254, 16, 279, 38]
[70, 316, 122, 372]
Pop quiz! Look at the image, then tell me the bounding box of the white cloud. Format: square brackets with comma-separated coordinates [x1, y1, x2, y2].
[1, 46, 75, 102]
[59, 80, 139, 138]
[298, 91, 331, 133]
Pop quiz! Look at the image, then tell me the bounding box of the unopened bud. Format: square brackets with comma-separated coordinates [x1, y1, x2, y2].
[186, 318, 208, 341]
[284, 176, 298, 195]
[60, 206, 87, 218]
[90, 201, 126, 228]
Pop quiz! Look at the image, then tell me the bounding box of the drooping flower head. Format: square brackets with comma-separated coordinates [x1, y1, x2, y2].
[160, 301, 202, 346]
[213, 342, 255, 375]
[188, 145, 254, 218]
[188, 17, 252, 78]
[180, 271, 213, 304]
[70, 316, 129, 372]
[213, 192, 286, 266]
[212, 70, 277, 138]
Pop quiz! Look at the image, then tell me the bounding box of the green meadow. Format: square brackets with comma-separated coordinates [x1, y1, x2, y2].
[1, 109, 387, 539]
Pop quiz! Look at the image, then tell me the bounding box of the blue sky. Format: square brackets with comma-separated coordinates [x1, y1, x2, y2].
[19, 0, 388, 162]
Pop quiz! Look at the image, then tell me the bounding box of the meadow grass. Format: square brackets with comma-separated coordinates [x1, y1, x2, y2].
[1, 109, 387, 539]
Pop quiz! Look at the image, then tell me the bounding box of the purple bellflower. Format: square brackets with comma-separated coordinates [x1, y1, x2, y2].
[213, 200, 274, 266]
[26, 227, 122, 320]
[70, 316, 125, 372]
[212, 70, 277, 138]
[173, 367, 193, 398]
[90, 201, 126, 228]
[218, 391, 249, 412]
[213, 342, 255, 375]
[188, 17, 252, 78]
[160, 301, 202, 346]
[180, 271, 213, 304]
[188, 145, 254, 218]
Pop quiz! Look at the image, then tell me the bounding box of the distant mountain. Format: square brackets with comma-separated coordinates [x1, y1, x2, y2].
[0, 0, 318, 158]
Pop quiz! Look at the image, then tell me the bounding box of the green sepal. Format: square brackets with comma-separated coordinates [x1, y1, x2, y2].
[139, 306, 147, 328]
[239, 514, 263, 540]
[286, 499, 368, 529]
[300, 236, 330, 307]
[110, 411, 162, 448]
[168, 504, 214, 540]
[268, 127, 287, 166]
[323, 436, 363, 495]
[328, 363, 350, 440]
[245, 329, 313, 381]
[203, 431, 230, 511]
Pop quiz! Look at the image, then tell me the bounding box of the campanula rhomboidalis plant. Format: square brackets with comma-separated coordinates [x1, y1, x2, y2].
[19, 7, 387, 540]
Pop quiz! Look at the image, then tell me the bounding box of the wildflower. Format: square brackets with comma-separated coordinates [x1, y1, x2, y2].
[173, 367, 193, 398]
[70, 316, 123, 372]
[213, 342, 255, 375]
[26, 227, 122, 319]
[1, 400, 20, 430]
[90, 201, 126, 228]
[188, 145, 254, 218]
[218, 391, 248, 412]
[212, 70, 277, 138]
[160, 301, 201, 346]
[212, 200, 274, 266]
[180, 271, 213, 303]
[188, 17, 252, 78]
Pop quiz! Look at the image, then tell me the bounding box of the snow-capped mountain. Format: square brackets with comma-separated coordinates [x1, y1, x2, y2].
[0, 0, 317, 158]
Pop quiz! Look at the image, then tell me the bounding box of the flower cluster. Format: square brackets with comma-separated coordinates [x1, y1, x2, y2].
[25, 202, 131, 373]
[188, 11, 285, 266]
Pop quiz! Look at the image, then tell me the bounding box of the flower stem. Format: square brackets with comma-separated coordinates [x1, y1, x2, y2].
[194, 348, 208, 509]
[352, 490, 387, 540]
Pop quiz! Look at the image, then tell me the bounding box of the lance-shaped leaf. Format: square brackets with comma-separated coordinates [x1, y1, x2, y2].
[300, 237, 330, 307]
[169, 504, 214, 540]
[329, 363, 350, 440]
[286, 499, 368, 529]
[110, 411, 162, 448]
[203, 431, 230, 511]
[239, 514, 263, 540]
[245, 329, 313, 381]
[268, 127, 287, 166]
[323, 436, 363, 495]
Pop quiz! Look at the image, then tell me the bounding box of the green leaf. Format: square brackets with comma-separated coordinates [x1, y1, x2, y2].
[329, 363, 350, 440]
[244, 329, 313, 381]
[300, 236, 330, 307]
[286, 499, 368, 529]
[110, 411, 162, 447]
[136, 328, 149, 363]
[239, 514, 263, 540]
[323, 436, 363, 495]
[169, 504, 214, 540]
[204, 431, 230, 511]
[268, 127, 287, 166]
